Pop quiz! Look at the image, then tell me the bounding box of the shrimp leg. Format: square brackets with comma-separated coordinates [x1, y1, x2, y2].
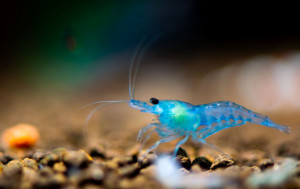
[155, 127, 178, 138]
[173, 134, 189, 156]
[137, 123, 159, 143]
[142, 135, 181, 157]
[139, 129, 156, 152]
[192, 134, 231, 158]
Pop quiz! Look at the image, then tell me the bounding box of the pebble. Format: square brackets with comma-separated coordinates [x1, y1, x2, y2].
[211, 155, 235, 170]
[40, 153, 59, 166]
[32, 150, 46, 162]
[0, 152, 14, 164]
[192, 156, 212, 170]
[53, 162, 67, 173]
[0, 144, 299, 188]
[2, 160, 23, 179]
[89, 147, 106, 159]
[259, 159, 274, 170]
[176, 147, 192, 170]
[63, 150, 93, 168]
[22, 158, 38, 170]
[52, 147, 68, 160]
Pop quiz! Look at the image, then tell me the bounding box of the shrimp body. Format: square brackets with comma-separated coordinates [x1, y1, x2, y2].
[87, 36, 290, 157]
[130, 99, 290, 156]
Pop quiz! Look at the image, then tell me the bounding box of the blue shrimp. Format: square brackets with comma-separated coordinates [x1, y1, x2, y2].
[86, 37, 291, 157]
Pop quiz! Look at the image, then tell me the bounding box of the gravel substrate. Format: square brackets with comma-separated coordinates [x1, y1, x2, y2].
[0, 145, 299, 189]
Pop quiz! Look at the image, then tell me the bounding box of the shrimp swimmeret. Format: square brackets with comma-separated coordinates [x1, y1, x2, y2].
[85, 37, 291, 157]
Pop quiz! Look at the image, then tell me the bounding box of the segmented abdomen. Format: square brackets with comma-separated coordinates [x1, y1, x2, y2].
[200, 101, 251, 125]
[192, 101, 290, 139]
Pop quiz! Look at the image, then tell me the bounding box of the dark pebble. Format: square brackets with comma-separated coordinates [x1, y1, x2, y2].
[0, 152, 14, 164]
[192, 156, 212, 170]
[259, 159, 274, 170]
[176, 148, 192, 170]
[211, 155, 235, 170]
[89, 147, 106, 159]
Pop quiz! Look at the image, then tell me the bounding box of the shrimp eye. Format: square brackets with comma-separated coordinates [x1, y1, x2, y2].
[150, 98, 159, 105]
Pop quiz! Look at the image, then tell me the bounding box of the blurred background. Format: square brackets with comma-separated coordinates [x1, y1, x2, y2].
[1, 1, 300, 153]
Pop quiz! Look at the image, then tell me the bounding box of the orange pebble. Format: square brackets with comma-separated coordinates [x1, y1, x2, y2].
[1, 123, 40, 148]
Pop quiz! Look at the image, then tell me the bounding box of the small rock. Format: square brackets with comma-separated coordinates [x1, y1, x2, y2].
[3, 160, 23, 178]
[259, 159, 274, 170]
[211, 155, 235, 170]
[192, 156, 212, 170]
[22, 158, 38, 170]
[63, 150, 93, 168]
[53, 162, 67, 173]
[52, 148, 67, 161]
[32, 151, 45, 162]
[40, 153, 59, 166]
[176, 148, 192, 170]
[0, 152, 14, 164]
[89, 148, 106, 159]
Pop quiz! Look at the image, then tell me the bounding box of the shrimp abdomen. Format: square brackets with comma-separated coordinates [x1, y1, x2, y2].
[196, 101, 290, 135]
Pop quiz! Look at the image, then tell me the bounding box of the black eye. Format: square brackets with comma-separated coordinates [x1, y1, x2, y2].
[150, 98, 159, 105]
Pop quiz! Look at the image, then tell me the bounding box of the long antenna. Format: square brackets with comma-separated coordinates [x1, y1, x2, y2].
[129, 36, 149, 99]
[129, 34, 160, 100]
[78, 100, 129, 138]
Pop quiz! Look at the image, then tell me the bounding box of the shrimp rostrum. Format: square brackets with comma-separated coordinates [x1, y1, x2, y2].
[87, 38, 291, 157]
